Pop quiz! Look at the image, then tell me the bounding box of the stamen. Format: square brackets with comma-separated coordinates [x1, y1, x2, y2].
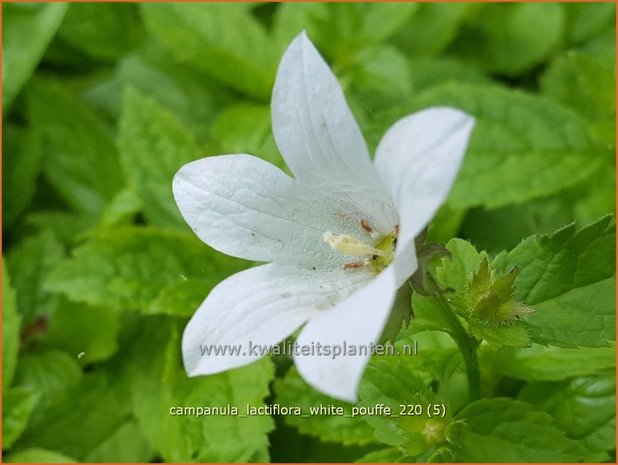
[322, 232, 384, 257]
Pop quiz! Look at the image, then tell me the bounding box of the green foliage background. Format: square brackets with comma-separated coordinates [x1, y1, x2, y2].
[2, 2, 616, 463]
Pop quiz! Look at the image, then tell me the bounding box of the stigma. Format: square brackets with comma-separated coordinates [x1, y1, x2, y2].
[322, 232, 384, 257]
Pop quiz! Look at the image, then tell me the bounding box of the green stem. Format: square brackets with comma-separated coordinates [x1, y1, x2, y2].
[430, 284, 481, 402]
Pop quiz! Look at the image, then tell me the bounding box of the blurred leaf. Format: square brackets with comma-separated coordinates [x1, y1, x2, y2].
[98, 187, 141, 228]
[25, 78, 124, 216]
[2, 387, 39, 450]
[407, 57, 490, 94]
[5, 448, 77, 463]
[2, 2, 67, 111]
[347, 46, 412, 114]
[7, 231, 64, 323]
[541, 51, 616, 122]
[563, 2, 616, 46]
[493, 215, 616, 347]
[2, 263, 20, 389]
[119, 88, 199, 228]
[25, 211, 95, 246]
[274, 3, 418, 67]
[14, 371, 133, 461]
[85, 49, 229, 142]
[355, 447, 403, 463]
[519, 373, 615, 458]
[447, 398, 585, 461]
[451, 3, 564, 76]
[371, 83, 609, 209]
[141, 3, 276, 100]
[2, 126, 43, 226]
[46, 227, 245, 316]
[274, 367, 375, 446]
[14, 350, 83, 419]
[126, 317, 274, 462]
[211, 103, 283, 168]
[482, 344, 615, 382]
[84, 421, 154, 462]
[392, 3, 471, 56]
[55, 3, 142, 62]
[46, 300, 120, 364]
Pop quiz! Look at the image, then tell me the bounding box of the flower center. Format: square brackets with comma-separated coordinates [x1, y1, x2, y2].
[322, 221, 398, 273]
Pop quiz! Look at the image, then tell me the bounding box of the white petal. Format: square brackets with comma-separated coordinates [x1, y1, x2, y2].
[173, 154, 390, 267]
[294, 250, 417, 402]
[271, 33, 397, 231]
[375, 107, 475, 243]
[183, 263, 373, 376]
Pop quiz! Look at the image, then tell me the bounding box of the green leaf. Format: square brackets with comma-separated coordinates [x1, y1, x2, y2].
[355, 447, 403, 463]
[274, 367, 376, 446]
[140, 3, 276, 100]
[7, 231, 64, 323]
[371, 83, 609, 209]
[541, 51, 616, 121]
[25, 78, 124, 216]
[211, 103, 283, 169]
[392, 3, 471, 56]
[85, 50, 229, 142]
[274, 3, 418, 66]
[126, 317, 274, 462]
[452, 3, 564, 75]
[482, 344, 615, 382]
[14, 371, 132, 460]
[2, 387, 39, 450]
[2, 262, 20, 389]
[13, 350, 83, 419]
[2, 126, 44, 226]
[119, 88, 199, 228]
[407, 57, 490, 95]
[84, 421, 154, 462]
[493, 215, 616, 347]
[563, 2, 616, 46]
[55, 3, 142, 62]
[5, 448, 77, 463]
[46, 227, 246, 315]
[519, 373, 615, 458]
[2, 2, 67, 111]
[448, 398, 585, 462]
[46, 300, 120, 363]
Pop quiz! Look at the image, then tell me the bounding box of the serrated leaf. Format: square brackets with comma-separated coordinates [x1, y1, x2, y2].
[46, 227, 246, 315]
[141, 3, 276, 100]
[370, 83, 608, 210]
[519, 372, 615, 458]
[119, 88, 199, 228]
[85, 420, 154, 462]
[274, 367, 375, 446]
[448, 398, 585, 462]
[25, 78, 124, 216]
[7, 231, 64, 323]
[493, 215, 616, 347]
[2, 2, 67, 111]
[2, 262, 20, 389]
[482, 344, 615, 382]
[2, 387, 39, 450]
[126, 317, 274, 462]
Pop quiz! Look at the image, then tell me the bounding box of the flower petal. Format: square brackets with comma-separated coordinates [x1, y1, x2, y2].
[293, 250, 417, 402]
[173, 154, 390, 266]
[374, 107, 475, 243]
[183, 263, 373, 376]
[271, 33, 396, 231]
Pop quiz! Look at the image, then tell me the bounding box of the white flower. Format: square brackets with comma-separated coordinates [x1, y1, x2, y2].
[173, 32, 475, 402]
